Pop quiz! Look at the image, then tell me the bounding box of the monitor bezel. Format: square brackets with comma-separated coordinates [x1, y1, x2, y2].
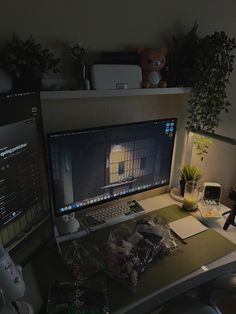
[47, 118, 177, 217]
[0, 91, 51, 243]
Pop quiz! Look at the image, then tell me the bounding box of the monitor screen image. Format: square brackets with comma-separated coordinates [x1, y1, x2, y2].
[47, 118, 177, 216]
[0, 92, 49, 231]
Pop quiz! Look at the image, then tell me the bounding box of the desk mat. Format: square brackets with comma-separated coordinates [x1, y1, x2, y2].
[84, 204, 236, 312]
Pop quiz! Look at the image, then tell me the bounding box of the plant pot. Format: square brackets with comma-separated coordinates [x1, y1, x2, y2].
[15, 70, 42, 92]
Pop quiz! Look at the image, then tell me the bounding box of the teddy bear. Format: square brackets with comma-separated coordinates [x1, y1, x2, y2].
[138, 47, 168, 88]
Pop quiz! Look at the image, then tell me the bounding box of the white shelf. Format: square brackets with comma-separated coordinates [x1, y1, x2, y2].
[40, 87, 191, 100]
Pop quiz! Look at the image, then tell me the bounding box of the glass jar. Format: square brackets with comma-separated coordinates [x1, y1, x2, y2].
[183, 181, 200, 211]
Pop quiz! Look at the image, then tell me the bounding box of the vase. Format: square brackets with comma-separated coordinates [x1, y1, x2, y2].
[183, 181, 200, 211]
[15, 70, 42, 92]
[75, 62, 86, 90]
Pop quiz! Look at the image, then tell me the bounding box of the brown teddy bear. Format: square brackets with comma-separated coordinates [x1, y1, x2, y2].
[138, 47, 168, 88]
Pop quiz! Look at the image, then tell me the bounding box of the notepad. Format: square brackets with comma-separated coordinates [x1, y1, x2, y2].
[169, 216, 208, 239]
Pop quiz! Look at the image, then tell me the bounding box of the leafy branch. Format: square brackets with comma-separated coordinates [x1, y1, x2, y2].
[171, 24, 236, 159]
[0, 34, 60, 79]
[186, 31, 236, 133]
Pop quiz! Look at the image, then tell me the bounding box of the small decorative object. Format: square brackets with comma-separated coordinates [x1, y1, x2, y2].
[179, 165, 203, 196]
[202, 182, 222, 206]
[183, 181, 200, 211]
[70, 42, 88, 90]
[138, 47, 168, 88]
[56, 212, 80, 235]
[0, 34, 60, 92]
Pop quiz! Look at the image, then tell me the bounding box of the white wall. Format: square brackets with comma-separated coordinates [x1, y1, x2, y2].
[1, 0, 235, 199]
[1, 1, 235, 47]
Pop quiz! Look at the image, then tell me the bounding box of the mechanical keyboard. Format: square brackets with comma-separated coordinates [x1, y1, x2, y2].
[83, 200, 145, 231]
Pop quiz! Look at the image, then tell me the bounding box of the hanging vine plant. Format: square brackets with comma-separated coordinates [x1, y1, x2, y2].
[187, 30, 236, 160]
[170, 24, 236, 160]
[187, 31, 236, 132]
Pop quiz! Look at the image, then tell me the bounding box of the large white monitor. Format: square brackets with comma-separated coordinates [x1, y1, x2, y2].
[47, 118, 177, 217]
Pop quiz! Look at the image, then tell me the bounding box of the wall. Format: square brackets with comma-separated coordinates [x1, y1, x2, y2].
[0, 1, 235, 185]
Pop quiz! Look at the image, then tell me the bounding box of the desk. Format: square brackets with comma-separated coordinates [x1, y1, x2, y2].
[34, 194, 236, 314]
[119, 194, 236, 314]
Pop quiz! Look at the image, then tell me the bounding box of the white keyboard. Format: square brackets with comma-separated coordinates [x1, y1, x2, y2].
[83, 200, 145, 231]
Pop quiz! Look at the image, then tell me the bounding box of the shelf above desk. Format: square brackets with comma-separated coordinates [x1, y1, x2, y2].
[40, 87, 191, 100]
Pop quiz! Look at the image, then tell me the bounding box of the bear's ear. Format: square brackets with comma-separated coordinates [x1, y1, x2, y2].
[137, 47, 146, 54]
[160, 47, 168, 55]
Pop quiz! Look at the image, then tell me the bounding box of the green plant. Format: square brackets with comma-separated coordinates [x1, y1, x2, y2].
[192, 134, 213, 161]
[0, 34, 60, 90]
[187, 30, 236, 159]
[70, 42, 86, 64]
[179, 164, 203, 196]
[179, 165, 203, 183]
[187, 30, 236, 133]
[171, 24, 236, 159]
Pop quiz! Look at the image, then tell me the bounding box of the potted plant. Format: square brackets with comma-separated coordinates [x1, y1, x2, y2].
[170, 24, 236, 159]
[0, 34, 60, 92]
[179, 165, 203, 196]
[186, 30, 236, 128]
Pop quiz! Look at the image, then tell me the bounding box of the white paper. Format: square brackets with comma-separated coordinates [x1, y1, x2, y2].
[169, 216, 208, 239]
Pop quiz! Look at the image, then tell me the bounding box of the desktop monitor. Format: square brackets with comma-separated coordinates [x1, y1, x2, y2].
[0, 92, 50, 246]
[47, 118, 177, 217]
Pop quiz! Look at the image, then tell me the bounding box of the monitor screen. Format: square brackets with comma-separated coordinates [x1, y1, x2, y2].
[0, 92, 49, 231]
[48, 118, 177, 216]
[48, 118, 176, 215]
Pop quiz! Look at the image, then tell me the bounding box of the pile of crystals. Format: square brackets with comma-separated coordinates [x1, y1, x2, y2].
[103, 217, 179, 288]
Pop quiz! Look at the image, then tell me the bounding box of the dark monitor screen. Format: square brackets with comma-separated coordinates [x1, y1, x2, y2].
[0, 92, 49, 229]
[48, 118, 177, 216]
